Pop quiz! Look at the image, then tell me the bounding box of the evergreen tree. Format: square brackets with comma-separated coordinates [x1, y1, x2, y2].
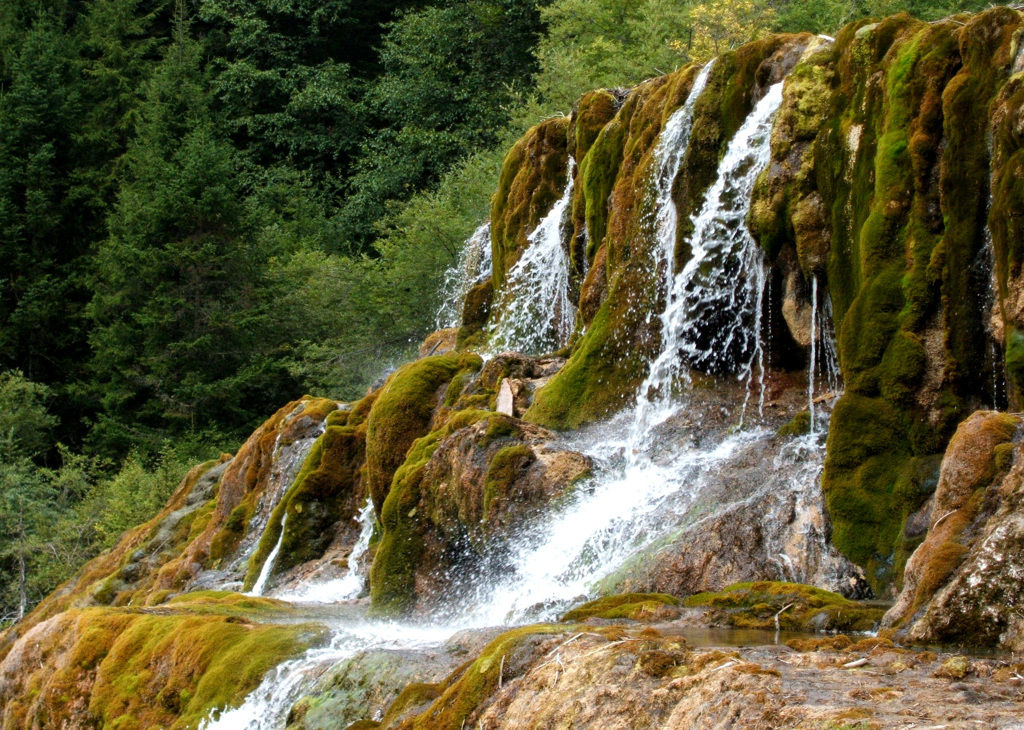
[87, 9, 296, 456]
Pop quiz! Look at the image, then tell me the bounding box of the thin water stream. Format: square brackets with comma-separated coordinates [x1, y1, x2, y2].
[487, 159, 577, 354]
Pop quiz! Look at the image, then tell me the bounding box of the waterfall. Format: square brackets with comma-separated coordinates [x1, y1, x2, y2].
[200, 71, 850, 730]
[809, 275, 818, 435]
[487, 160, 576, 354]
[249, 514, 287, 597]
[463, 79, 793, 626]
[276, 499, 375, 603]
[436, 223, 492, 330]
[632, 81, 783, 448]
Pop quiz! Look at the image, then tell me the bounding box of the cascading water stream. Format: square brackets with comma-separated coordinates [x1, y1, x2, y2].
[487, 160, 576, 354]
[809, 275, 818, 435]
[436, 223, 492, 330]
[201, 68, 848, 730]
[275, 499, 376, 603]
[631, 80, 783, 450]
[249, 514, 287, 597]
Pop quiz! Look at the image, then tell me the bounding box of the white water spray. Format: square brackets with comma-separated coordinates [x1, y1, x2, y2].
[488, 160, 576, 354]
[436, 223, 493, 330]
[276, 500, 376, 603]
[633, 81, 783, 447]
[250, 514, 287, 597]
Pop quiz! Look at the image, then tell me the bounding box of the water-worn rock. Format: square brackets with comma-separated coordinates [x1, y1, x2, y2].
[359, 622, 1024, 730]
[885, 411, 1024, 650]
[370, 411, 591, 615]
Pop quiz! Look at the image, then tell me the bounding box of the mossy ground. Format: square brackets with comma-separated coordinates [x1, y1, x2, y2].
[2, 597, 326, 730]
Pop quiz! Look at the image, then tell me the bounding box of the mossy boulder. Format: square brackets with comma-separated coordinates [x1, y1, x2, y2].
[370, 413, 590, 616]
[560, 593, 680, 622]
[364, 353, 483, 515]
[684, 581, 885, 633]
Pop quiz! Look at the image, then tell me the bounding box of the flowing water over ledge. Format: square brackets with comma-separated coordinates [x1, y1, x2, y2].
[200, 64, 853, 730]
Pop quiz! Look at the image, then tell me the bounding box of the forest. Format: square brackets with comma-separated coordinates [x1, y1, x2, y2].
[0, 0, 996, 624]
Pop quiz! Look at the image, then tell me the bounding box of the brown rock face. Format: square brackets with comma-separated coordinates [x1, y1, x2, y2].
[885, 410, 1024, 649]
[409, 416, 591, 609]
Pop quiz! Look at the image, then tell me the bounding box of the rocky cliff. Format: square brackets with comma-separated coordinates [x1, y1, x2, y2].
[4, 7, 1024, 729]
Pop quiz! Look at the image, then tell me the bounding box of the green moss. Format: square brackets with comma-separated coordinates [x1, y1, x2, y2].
[377, 682, 442, 726]
[777, 411, 811, 438]
[369, 409, 492, 616]
[365, 353, 483, 515]
[560, 593, 678, 622]
[823, 393, 913, 589]
[879, 330, 926, 405]
[483, 445, 535, 520]
[683, 581, 884, 633]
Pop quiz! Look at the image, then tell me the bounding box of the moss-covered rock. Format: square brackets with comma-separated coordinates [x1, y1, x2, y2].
[560, 593, 680, 622]
[684, 581, 885, 632]
[370, 413, 589, 616]
[364, 353, 483, 515]
[0, 597, 326, 730]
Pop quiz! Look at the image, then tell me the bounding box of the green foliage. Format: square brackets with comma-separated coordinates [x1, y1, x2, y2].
[338, 0, 545, 247]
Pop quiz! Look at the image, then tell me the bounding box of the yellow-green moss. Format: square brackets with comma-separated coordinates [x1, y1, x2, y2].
[777, 411, 812, 438]
[365, 353, 483, 515]
[560, 593, 679, 622]
[684, 581, 884, 633]
[11, 600, 326, 730]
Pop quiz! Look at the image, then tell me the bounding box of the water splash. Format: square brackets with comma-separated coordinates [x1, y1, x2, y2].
[199, 622, 454, 730]
[436, 223, 492, 330]
[249, 513, 287, 597]
[633, 81, 783, 448]
[275, 500, 376, 603]
[488, 160, 576, 354]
